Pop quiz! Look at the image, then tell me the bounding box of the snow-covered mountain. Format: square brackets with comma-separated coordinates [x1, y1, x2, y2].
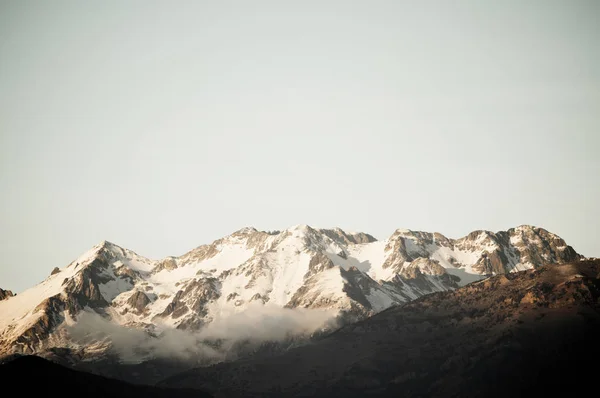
[0, 225, 581, 357]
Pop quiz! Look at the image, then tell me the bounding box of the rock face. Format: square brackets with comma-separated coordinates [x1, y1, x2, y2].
[0, 225, 582, 358]
[319, 228, 377, 245]
[163, 259, 600, 397]
[380, 226, 580, 278]
[126, 291, 151, 314]
[0, 288, 14, 301]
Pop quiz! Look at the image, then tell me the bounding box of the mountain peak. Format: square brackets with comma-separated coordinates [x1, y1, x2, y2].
[92, 240, 123, 252]
[231, 226, 258, 235]
[96, 239, 112, 247]
[512, 224, 537, 231]
[511, 224, 551, 234]
[288, 224, 313, 232]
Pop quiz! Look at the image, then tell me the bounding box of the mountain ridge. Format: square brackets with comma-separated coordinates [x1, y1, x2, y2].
[0, 355, 212, 398]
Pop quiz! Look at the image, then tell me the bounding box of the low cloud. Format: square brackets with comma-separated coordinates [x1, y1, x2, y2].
[200, 303, 336, 341]
[66, 304, 336, 363]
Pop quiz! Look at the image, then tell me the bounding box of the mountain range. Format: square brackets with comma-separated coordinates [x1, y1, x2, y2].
[0, 224, 581, 363]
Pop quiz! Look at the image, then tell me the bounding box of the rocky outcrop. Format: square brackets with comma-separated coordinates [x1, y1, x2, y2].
[158, 290, 187, 319]
[156, 277, 221, 327]
[318, 228, 377, 245]
[126, 291, 151, 314]
[176, 245, 219, 270]
[183, 278, 220, 316]
[0, 288, 14, 301]
[306, 253, 335, 277]
[392, 259, 460, 296]
[472, 249, 510, 274]
[399, 258, 447, 278]
[63, 263, 110, 309]
[381, 234, 419, 273]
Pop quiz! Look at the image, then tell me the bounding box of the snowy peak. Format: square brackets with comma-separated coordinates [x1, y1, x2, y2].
[59, 240, 155, 277]
[231, 226, 259, 235]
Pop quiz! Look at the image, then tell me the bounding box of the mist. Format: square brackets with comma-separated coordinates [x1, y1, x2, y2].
[67, 304, 337, 363]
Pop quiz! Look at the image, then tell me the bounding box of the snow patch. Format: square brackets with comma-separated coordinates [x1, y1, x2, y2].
[153, 244, 254, 284]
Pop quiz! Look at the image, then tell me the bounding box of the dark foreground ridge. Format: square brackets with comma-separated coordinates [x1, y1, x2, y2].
[0, 355, 212, 398]
[161, 259, 600, 397]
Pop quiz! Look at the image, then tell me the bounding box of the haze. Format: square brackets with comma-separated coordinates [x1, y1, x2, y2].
[1, 1, 598, 293]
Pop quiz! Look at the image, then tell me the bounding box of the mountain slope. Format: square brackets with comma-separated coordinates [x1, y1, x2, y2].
[0, 224, 581, 358]
[162, 258, 600, 397]
[0, 355, 211, 398]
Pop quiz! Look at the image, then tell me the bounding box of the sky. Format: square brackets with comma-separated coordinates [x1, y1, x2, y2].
[1, 1, 598, 293]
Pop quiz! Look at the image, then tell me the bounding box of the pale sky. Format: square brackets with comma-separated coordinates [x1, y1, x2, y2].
[1, 1, 598, 293]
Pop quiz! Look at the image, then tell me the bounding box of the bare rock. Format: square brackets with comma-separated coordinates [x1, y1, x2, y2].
[153, 257, 178, 273]
[0, 287, 14, 301]
[127, 290, 151, 313]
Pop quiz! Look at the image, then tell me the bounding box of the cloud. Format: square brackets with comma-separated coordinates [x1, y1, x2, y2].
[66, 304, 336, 363]
[67, 312, 222, 362]
[198, 302, 336, 341]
